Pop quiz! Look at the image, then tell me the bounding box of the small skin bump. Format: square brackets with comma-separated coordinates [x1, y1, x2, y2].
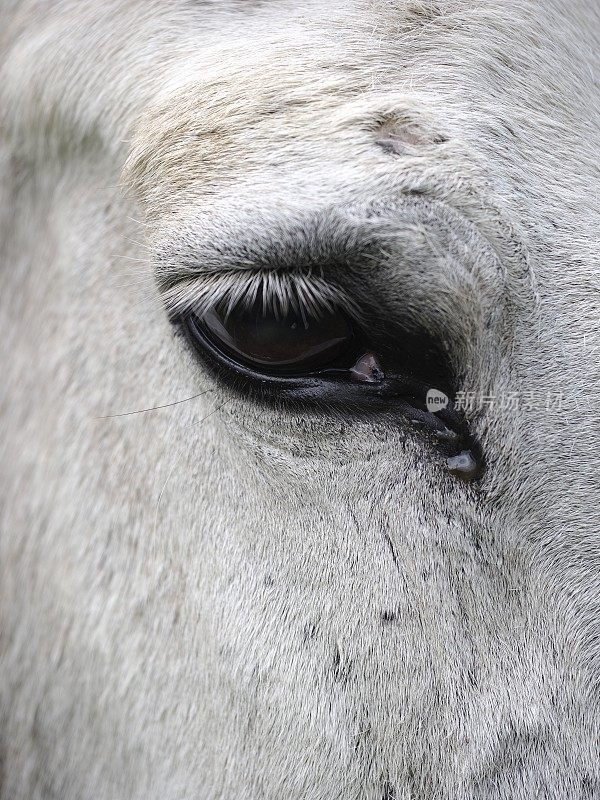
[374, 115, 448, 155]
[376, 132, 447, 154]
[376, 135, 419, 155]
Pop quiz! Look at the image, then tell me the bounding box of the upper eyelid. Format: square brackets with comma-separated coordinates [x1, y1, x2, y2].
[159, 268, 360, 323]
[153, 205, 376, 321]
[154, 204, 373, 279]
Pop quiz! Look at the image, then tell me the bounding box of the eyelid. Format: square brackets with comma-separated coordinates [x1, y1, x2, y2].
[161, 268, 360, 324]
[152, 203, 375, 322]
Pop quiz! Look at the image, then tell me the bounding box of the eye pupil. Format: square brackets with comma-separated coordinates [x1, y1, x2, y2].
[194, 300, 354, 374]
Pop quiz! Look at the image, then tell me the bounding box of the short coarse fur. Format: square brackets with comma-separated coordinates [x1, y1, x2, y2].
[1, 1, 600, 798]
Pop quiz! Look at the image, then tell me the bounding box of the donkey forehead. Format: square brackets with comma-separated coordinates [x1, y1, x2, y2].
[122, 1, 597, 248]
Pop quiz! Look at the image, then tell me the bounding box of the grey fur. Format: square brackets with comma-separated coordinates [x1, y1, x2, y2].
[1, 1, 599, 798]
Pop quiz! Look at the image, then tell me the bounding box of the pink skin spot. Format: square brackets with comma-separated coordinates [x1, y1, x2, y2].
[350, 352, 385, 383]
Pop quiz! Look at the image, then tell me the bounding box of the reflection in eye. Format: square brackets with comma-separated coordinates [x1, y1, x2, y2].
[189, 300, 356, 375]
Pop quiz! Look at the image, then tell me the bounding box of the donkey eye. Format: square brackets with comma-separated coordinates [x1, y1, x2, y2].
[180, 295, 483, 480]
[184, 301, 355, 375]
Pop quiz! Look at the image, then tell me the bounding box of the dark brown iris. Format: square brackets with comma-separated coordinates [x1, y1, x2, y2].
[197, 301, 354, 374]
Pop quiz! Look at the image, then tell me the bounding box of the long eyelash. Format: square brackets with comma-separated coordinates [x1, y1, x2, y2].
[162, 269, 359, 321]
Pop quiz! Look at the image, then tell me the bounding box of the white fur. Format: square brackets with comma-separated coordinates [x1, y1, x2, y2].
[1, 1, 600, 798]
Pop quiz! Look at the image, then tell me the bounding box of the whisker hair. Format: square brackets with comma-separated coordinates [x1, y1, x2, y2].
[95, 389, 212, 419]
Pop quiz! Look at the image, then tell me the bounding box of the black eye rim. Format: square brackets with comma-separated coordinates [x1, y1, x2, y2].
[180, 304, 452, 399]
[181, 307, 374, 398]
[181, 308, 461, 428]
[178, 307, 484, 480]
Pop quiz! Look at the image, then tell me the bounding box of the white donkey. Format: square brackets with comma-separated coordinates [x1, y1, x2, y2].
[1, 1, 599, 798]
